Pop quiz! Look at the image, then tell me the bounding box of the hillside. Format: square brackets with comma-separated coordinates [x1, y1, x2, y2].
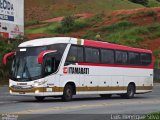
[25, 7, 160, 67]
[2, 1, 160, 80]
[25, 0, 144, 21]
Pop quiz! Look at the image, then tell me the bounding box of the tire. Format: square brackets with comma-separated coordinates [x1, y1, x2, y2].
[121, 84, 135, 99]
[35, 96, 45, 102]
[62, 84, 73, 102]
[100, 94, 112, 99]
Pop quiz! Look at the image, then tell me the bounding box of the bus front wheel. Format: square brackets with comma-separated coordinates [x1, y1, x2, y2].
[62, 84, 73, 102]
[35, 96, 45, 102]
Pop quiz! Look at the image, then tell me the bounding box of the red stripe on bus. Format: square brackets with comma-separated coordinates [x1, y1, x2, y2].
[84, 40, 152, 53]
[78, 62, 154, 69]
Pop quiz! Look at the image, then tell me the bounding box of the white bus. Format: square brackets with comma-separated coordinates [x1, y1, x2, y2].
[3, 37, 154, 101]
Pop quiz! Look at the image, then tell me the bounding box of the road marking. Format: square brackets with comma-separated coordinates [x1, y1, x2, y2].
[8, 99, 160, 115]
[0, 101, 18, 104]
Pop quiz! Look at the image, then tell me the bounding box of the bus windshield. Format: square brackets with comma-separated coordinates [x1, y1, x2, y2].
[11, 47, 46, 81]
[11, 44, 67, 81]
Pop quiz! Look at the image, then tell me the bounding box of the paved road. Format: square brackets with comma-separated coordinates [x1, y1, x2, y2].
[0, 85, 160, 120]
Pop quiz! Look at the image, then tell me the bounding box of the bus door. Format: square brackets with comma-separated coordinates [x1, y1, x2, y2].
[63, 45, 85, 92]
[41, 51, 60, 94]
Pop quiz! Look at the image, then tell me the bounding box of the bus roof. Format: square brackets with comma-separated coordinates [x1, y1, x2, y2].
[84, 40, 152, 53]
[19, 37, 152, 53]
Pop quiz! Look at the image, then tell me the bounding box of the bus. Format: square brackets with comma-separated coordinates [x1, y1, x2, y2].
[3, 37, 154, 102]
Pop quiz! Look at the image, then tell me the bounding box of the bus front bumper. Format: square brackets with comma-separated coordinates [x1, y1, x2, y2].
[9, 86, 63, 96]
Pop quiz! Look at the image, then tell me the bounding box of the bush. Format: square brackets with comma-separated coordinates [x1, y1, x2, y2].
[61, 16, 75, 28]
[147, 0, 160, 7]
[0, 38, 20, 81]
[55, 17, 88, 33]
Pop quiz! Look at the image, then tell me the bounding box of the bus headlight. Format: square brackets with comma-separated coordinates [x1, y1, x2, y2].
[35, 90, 39, 94]
[10, 90, 12, 94]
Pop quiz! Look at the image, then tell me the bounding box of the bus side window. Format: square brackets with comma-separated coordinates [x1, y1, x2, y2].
[141, 53, 152, 65]
[101, 49, 114, 64]
[85, 47, 100, 63]
[128, 52, 140, 65]
[66, 45, 84, 64]
[115, 51, 128, 64]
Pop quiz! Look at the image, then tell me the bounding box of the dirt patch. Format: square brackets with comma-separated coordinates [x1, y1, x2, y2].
[26, 33, 53, 40]
[144, 38, 160, 51]
[25, 23, 48, 29]
[42, 13, 94, 23]
[101, 7, 160, 26]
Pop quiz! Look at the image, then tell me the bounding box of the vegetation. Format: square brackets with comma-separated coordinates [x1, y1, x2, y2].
[55, 16, 88, 33]
[96, 21, 160, 47]
[25, 23, 60, 34]
[25, 0, 143, 21]
[25, 20, 41, 27]
[26, 16, 88, 34]
[143, 112, 160, 120]
[147, 0, 160, 7]
[129, 0, 160, 7]
[0, 38, 22, 82]
[129, 0, 149, 6]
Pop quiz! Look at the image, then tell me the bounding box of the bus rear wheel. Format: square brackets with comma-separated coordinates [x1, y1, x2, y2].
[62, 84, 73, 102]
[35, 96, 45, 102]
[100, 94, 112, 99]
[121, 84, 135, 99]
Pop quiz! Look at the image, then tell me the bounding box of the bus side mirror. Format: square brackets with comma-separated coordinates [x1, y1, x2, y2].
[38, 50, 57, 64]
[3, 52, 15, 65]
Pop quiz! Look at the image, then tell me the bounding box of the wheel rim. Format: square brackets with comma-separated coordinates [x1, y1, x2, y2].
[128, 86, 134, 97]
[66, 89, 72, 98]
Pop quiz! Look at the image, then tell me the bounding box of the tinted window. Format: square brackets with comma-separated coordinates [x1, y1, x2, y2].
[85, 47, 100, 63]
[141, 53, 152, 65]
[128, 52, 140, 65]
[66, 46, 84, 62]
[101, 49, 114, 64]
[115, 51, 128, 64]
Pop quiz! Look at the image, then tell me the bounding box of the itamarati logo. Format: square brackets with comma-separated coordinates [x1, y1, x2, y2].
[0, 0, 14, 11]
[0, 0, 14, 21]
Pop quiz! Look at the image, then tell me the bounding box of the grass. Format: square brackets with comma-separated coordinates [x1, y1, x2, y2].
[83, 31, 97, 40]
[25, 23, 60, 34]
[100, 21, 135, 32]
[97, 22, 160, 47]
[25, 19, 89, 34]
[55, 19, 88, 33]
[25, 0, 144, 21]
[87, 13, 105, 25]
[147, 0, 160, 7]
[25, 20, 42, 27]
[99, 22, 149, 47]
[143, 112, 160, 120]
